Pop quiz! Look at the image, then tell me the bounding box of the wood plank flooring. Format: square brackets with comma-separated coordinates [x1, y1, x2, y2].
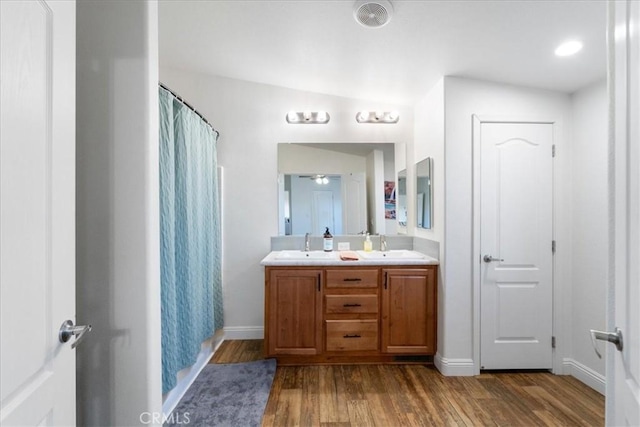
[210, 340, 604, 426]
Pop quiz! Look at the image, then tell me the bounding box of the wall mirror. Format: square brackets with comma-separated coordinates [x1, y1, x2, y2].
[397, 169, 407, 228]
[416, 157, 433, 229]
[278, 142, 403, 236]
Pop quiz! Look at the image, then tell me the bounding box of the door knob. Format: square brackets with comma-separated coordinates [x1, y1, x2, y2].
[59, 319, 92, 349]
[483, 254, 504, 263]
[589, 327, 623, 359]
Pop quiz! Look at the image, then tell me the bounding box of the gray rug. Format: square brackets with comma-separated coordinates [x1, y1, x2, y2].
[165, 359, 277, 427]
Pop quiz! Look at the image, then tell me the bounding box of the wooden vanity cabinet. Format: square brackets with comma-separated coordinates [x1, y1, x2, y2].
[381, 268, 437, 354]
[265, 268, 323, 356]
[264, 265, 437, 364]
[324, 268, 379, 353]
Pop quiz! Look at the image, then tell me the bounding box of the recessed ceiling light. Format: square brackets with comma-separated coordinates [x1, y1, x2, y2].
[555, 40, 583, 57]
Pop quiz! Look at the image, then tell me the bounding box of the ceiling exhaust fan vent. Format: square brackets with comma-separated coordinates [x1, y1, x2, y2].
[353, 0, 393, 28]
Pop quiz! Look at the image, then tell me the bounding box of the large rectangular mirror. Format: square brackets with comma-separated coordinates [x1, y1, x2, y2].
[416, 157, 433, 229]
[278, 143, 403, 235]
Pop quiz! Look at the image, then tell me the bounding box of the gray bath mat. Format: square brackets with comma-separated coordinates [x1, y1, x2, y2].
[165, 359, 276, 427]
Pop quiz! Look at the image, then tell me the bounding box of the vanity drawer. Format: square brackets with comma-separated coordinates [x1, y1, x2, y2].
[326, 320, 378, 352]
[325, 269, 378, 288]
[325, 295, 378, 314]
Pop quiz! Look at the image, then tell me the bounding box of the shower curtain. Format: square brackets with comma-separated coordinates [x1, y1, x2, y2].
[159, 86, 223, 394]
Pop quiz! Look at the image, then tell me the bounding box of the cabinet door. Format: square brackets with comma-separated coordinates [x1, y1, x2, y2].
[381, 268, 436, 354]
[266, 269, 323, 355]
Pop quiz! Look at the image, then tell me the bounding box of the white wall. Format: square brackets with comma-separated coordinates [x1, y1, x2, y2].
[568, 80, 607, 391]
[278, 143, 366, 174]
[412, 79, 446, 362]
[160, 67, 413, 337]
[414, 78, 445, 243]
[413, 80, 445, 244]
[441, 77, 573, 374]
[76, 1, 162, 425]
[366, 149, 385, 234]
[383, 153, 398, 234]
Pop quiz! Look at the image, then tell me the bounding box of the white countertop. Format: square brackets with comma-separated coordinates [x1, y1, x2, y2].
[260, 249, 439, 266]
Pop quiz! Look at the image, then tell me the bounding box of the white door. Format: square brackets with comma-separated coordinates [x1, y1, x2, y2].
[606, 1, 640, 424]
[480, 122, 554, 369]
[0, 1, 77, 425]
[312, 191, 334, 235]
[342, 172, 366, 234]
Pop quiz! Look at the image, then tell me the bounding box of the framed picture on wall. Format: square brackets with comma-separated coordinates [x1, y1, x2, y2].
[384, 181, 396, 219]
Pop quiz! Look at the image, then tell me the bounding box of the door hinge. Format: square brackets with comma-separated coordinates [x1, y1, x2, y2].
[552, 336, 556, 348]
[552, 240, 556, 254]
[552, 145, 556, 157]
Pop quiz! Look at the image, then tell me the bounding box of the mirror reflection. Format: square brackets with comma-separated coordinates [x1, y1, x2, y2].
[397, 169, 407, 227]
[416, 157, 433, 229]
[278, 143, 402, 235]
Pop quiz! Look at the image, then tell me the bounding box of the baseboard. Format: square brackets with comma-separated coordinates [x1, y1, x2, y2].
[162, 331, 225, 417]
[563, 358, 605, 395]
[434, 353, 476, 376]
[223, 326, 264, 340]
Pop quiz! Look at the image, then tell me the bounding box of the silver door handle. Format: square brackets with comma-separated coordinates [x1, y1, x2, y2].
[589, 327, 623, 359]
[59, 319, 92, 349]
[483, 254, 504, 263]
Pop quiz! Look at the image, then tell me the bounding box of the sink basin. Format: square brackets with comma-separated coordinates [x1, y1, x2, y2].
[275, 250, 337, 260]
[357, 250, 426, 260]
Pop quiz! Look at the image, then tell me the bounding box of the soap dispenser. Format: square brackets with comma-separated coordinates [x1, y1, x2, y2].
[323, 227, 333, 252]
[364, 233, 373, 252]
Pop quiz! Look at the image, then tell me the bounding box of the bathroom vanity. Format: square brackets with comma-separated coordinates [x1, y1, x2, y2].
[260, 250, 438, 365]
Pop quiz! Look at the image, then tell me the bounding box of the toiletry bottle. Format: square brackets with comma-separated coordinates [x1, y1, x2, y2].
[364, 233, 373, 252]
[323, 227, 333, 252]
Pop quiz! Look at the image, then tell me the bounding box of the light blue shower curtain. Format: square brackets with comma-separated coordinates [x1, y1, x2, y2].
[159, 86, 223, 394]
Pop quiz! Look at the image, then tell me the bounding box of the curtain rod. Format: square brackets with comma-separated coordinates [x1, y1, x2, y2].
[159, 82, 220, 139]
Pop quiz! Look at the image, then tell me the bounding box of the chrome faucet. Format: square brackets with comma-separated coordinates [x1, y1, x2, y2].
[380, 234, 387, 252]
[304, 233, 310, 251]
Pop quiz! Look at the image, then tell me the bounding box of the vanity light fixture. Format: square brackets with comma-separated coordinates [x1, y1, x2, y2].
[286, 111, 330, 124]
[356, 110, 400, 124]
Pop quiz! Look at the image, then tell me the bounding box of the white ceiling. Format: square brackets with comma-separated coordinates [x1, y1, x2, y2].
[159, 0, 607, 106]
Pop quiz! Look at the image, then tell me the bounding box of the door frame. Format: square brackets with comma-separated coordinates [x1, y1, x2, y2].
[471, 115, 563, 375]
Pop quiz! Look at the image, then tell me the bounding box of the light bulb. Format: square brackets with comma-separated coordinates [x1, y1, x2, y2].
[555, 40, 583, 57]
[357, 111, 370, 122]
[315, 177, 323, 184]
[322, 177, 329, 184]
[287, 111, 298, 122]
[375, 111, 384, 121]
[303, 111, 312, 121]
[316, 111, 327, 122]
[387, 111, 399, 122]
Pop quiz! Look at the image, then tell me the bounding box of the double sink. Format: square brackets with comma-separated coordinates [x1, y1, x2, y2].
[275, 249, 426, 260]
[261, 248, 438, 266]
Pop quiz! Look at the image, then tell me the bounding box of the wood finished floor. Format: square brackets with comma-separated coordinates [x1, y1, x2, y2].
[210, 340, 604, 426]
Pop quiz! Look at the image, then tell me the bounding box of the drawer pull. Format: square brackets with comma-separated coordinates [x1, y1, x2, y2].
[343, 334, 361, 339]
[343, 303, 362, 307]
[343, 278, 362, 282]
